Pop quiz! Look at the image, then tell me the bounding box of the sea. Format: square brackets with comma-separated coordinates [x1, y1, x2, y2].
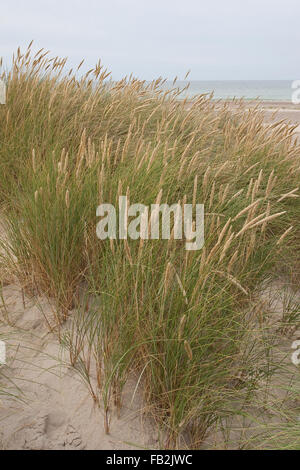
[161, 80, 294, 101]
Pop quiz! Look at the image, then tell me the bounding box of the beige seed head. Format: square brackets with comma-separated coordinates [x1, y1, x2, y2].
[277, 187, 299, 203]
[265, 169, 275, 198]
[65, 189, 70, 209]
[276, 226, 293, 245]
[32, 149, 36, 174]
[215, 270, 248, 295]
[164, 262, 173, 290]
[178, 315, 186, 341]
[124, 240, 133, 266]
[261, 202, 270, 233]
[192, 175, 198, 208]
[236, 211, 286, 238]
[184, 340, 193, 361]
[175, 272, 188, 305]
[246, 178, 253, 199]
[227, 250, 238, 272]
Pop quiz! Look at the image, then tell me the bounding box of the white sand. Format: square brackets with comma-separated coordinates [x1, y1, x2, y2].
[0, 285, 157, 450]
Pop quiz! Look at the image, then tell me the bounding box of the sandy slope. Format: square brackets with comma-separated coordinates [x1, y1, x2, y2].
[0, 285, 157, 450]
[203, 277, 300, 449]
[1, 279, 298, 450]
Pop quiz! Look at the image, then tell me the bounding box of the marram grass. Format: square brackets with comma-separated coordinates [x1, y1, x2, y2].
[0, 44, 299, 449]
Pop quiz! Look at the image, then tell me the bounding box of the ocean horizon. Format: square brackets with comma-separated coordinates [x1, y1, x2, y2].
[161, 80, 294, 101]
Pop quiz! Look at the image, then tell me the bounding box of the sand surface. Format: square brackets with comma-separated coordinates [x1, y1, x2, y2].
[0, 285, 157, 450]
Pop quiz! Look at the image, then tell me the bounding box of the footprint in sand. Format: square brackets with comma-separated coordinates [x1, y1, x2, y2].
[23, 412, 85, 450]
[63, 424, 85, 449]
[23, 413, 48, 450]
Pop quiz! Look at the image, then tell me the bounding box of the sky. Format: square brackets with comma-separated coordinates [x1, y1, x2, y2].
[1, 0, 300, 80]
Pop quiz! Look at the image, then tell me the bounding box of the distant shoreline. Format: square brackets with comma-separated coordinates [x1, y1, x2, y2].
[224, 100, 300, 110]
[184, 98, 300, 110]
[182, 97, 300, 109]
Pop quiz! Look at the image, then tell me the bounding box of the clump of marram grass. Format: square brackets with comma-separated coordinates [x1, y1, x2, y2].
[0, 44, 300, 448]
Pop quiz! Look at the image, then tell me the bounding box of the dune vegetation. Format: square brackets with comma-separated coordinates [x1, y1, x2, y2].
[0, 44, 299, 449]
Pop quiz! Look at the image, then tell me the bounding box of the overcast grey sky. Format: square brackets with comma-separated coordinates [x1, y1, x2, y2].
[1, 0, 300, 80]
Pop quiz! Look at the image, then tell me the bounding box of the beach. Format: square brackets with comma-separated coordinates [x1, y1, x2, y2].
[239, 101, 300, 139]
[257, 102, 300, 139]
